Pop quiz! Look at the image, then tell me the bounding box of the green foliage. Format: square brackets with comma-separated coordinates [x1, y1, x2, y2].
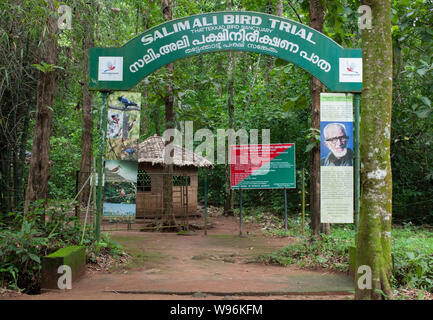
[390, 0, 433, 224]
[0, 200, 121, 293]
[88, 233, 124, 263]
[258, 226, 354, 271]
[0, 220, 49, 292]
[391, 225, 433, 292]
[31, 62, 64, 73]
[305, 128, 321, 153]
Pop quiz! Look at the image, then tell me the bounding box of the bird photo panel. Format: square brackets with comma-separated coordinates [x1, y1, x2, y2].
[103, 159, 138, 222]
[105, 91, 141, 161]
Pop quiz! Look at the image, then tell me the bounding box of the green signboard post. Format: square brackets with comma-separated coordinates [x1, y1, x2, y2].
[230, 144, 296, 189]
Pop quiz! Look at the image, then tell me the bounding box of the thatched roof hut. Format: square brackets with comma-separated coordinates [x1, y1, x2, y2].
[138, 134, 213, 168]
[136, 135, 212, 219]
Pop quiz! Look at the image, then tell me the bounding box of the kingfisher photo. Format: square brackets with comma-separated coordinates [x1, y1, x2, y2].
[103, 160, 138, 221]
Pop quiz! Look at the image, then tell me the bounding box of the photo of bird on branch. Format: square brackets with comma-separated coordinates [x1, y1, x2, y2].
[105, 91, 141, 161]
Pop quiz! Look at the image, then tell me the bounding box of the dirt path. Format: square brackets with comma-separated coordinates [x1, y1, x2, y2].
[10, 215, 354, 300]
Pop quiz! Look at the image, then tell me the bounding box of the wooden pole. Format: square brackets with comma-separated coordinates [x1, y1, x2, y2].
[95, 91, 109, 243]
[302, 168, 305, 235]
[239, 188, 242, 236]
[204, 172, 208, 236]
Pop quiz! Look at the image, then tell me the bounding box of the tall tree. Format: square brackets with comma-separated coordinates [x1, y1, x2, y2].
[309, 0, 330, 237]
[160, 0, 177, 228]
[355, 0, 393, 299]
[276, 0, 283, 16]
[140, 3, 151, 138]
[223, 0, 235, 216]
[24, 0, 59, 220]
[78, 1, 95, 206]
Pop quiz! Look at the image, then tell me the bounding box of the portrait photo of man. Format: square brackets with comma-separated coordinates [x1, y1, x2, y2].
[320, 122, 353, 167]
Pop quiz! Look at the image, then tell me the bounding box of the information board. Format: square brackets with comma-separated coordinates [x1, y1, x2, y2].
[320, 93, 354, 223]
[230, 144, 296, 189]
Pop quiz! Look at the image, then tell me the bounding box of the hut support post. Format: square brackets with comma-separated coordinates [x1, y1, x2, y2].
[180, 180, 184, 229]
[185, 175, 189, 231]
[204, 172, 208, 236]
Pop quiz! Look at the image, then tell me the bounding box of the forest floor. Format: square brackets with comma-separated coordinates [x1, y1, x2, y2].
[7, 212, 354, 300]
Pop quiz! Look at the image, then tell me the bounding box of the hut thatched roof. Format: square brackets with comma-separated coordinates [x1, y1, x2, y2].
[138, 135, 213, 168]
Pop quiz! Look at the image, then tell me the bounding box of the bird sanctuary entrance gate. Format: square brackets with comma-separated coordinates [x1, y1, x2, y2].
[88, 11, 363, 241]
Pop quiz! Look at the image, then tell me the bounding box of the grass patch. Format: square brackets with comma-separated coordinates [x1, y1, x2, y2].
[391, 224, 433, 292]
[257, 226, 354, 272]
[237, 207, 311, 237]
[110, 235, 166, 270]
[208, 234, 235, 238]
[258, 220, 433, 293]
[120, 249, 165, 270]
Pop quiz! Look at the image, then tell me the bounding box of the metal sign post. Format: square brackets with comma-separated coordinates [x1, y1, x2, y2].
[95, 91, 109, 243]
[284, 188, 288, 233]
[354, 93, 361, 239]
[302, 168, 306, 235]
[239, 188, 243, 236]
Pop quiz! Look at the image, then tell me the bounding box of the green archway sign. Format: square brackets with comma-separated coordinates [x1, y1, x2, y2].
[89, 11, 362, 92]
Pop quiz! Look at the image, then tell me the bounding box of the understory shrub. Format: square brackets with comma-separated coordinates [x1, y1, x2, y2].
[259, 221, 433, 293]
[258, 227, 354, 272]
[391, 225, 433, 292]
[0, 200, 120, 293]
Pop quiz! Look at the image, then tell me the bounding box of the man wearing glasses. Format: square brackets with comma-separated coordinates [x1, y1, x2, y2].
[321, 123, 353, 166]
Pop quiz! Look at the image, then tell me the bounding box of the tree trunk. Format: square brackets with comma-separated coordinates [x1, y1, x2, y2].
[355, 0, 393, 300]
[276, 0, 283, 16]
[161, 0, 176, 228]
[140, 86, 149, 137]
[309, 0, 330, 237]
[79, 3, 95, 207]
[140, 5, 151, 138]
[224, 0, 235, 216]
[24, 0, 58, 221]
[223, 51, 235, 216]
[217, 60, 223, 98]
[265, 0, 283, 82]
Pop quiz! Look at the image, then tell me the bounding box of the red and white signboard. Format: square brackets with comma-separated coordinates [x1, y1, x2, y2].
[230, 144, 296, 189]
